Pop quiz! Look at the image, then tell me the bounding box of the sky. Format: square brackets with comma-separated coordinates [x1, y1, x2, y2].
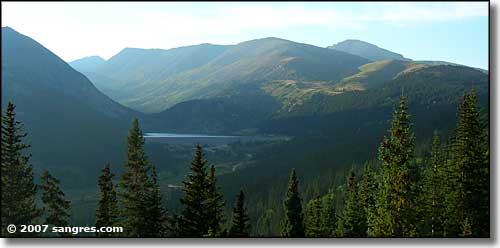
[1, 2, 489, 69]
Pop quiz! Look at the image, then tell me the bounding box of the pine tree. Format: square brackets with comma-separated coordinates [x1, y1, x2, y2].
[229, 189, 251, 237]
[178, 144, 211, 237]
[371, 96, 418, 237]
[142, 165, 168, 237]
[337, 170, 366, 237]
[444, 89, 489, 237]
[40, 170, 71, 237]
[304, 196, 324, 237]
[118, 118, 152, 237]
[320, 190, 337, 237]
[206, 165, 225, 236]
[281, 168, 304, 237]
[442, 140, 461, 237]
[1, 102, 42, 237]
[420, 132, 445, 237]
[95, 164, 118, 237]
[256, 209, 276, 237]
[360, 163, 378, 237]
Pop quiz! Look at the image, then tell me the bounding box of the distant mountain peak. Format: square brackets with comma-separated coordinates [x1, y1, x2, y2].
[2, 27, 133, 118]
[69, 55, 106, 73]
[260, 37, 288, 41]
[328, 40, 410, 62]
[2, 26, 16, 32]
[238, 37, 293, 45]
[71, 55, 105, 62]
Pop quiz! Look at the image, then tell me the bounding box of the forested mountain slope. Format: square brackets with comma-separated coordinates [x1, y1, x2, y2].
[1, 27, 137, 185]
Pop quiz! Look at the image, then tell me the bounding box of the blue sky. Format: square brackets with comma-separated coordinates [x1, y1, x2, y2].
[1, 2, 489, 69]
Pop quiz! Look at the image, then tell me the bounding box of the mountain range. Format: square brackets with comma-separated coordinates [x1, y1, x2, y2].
[2, 27, 489, 231]
[72, 38, 372, 113]
[2, 26, 489, 186]
[328, 39, 410, 61]
[1, 27, 137, 183]
[71, 37, 487, 118]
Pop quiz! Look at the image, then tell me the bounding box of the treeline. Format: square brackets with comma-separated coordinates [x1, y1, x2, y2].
[301, 89, 489, 237]
[1, 103, 71, 237]
[1, 88, 489, 237]
[1, 107, 250, 237]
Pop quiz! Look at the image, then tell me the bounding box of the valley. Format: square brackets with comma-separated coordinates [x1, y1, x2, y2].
[1, 25, 489, 237]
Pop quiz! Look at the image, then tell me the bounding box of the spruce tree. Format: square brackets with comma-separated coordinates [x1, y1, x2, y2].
[118, 118, 151, 237]
[420, 132, 445, 237]
[95, 164, 118, 237]
[1, 102, 42, 237]
[320, 190, 337, 237]
[281, 168, 304, 237]
[229, 189, 251, 237]
[304, 197, 324, 237]
[40, 170, 71, 237]
[206, 165, 225, 236]
[444, 89, 489, 237]
[142, 165, 168, 237]
[360, 163, 378, 237]
[337, 170, 366, 237]
[442, 140, 461, 237]
[178, 144, 211, 237]
[371, 96, 418, 237]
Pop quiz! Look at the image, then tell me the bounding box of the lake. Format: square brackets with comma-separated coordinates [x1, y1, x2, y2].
[144, 133, 289, 146]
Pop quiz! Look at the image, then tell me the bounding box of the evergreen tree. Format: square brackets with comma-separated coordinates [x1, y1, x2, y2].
[40, 170, 71, 237]
[462, 217, 473, 237]
[337, 170, 365, 237]
[444, 89, 489, 237]
[142, 165, 168, 237]
[304, 196, 324, 237]
[371, 96, 418, 237]
[281, 168, 304, 237]
[360, 163, 378, 236]
[256, 209, 276, 237]
[118, 118, 151, 237]
[206, 165, 225, 237]
[95, 164, 118, 237]
[320, 190, 337, 237]
[1, 102, 41, 237]
[178, 144, 211, 237]
[229, 189, 251, 237]
[420, 132, 445, 237]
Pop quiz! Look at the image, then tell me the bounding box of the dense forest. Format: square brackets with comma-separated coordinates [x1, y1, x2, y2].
[1, 88, 489, 237]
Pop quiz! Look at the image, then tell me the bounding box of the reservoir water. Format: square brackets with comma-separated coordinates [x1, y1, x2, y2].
[144, 133, 289, 145]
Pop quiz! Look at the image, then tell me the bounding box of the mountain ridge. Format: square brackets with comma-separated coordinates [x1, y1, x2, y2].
[78, 37, 371, 113]
[328, 39, 410, 61]
[69, 55, 106, 73]
[1, 27, 138, 184]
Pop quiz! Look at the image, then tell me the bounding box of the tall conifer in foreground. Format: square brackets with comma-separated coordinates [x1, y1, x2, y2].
[444, 89, 489, 237]
[1, 102, 41, 237]
[420, 132, 445, 237]
[371, 96, 417, 237]
[95, 164, 118, 237]
[178, 144, 211, 237]
[40, 170, 71, 237]
[360, 162, 378, 236]
[337, 170, 366, 237]
[206, 165, 225, 236]
[304, 196, 324, 237]
[229, 189, 251, 237]
[118, 118, 151, 237]
[320, 190, 337, 237]
[142, 165, 168, 237]
[281, 168, 304, 237]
